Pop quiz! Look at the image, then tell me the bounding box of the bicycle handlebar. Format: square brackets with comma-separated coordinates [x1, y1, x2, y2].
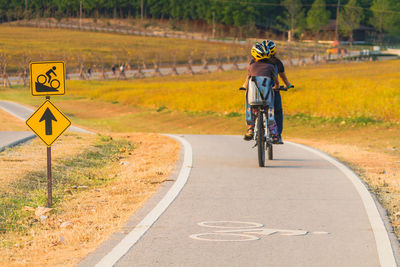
[275, 85, 294, 91]
[239, 85, 294, 91]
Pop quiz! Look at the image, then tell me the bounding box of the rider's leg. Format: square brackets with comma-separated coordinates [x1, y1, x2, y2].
[274, 91, 283, 137]
[274, 91, 284, 144]
[244, 90, 255, 140]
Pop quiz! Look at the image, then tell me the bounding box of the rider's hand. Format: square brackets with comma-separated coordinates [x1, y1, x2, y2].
[287, 83, 294, 89]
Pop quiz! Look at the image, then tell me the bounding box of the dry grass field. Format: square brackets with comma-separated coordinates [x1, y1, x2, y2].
[0, 25, 246, 73]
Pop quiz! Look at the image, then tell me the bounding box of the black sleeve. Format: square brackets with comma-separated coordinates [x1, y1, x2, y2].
[275, 58, 285, 73]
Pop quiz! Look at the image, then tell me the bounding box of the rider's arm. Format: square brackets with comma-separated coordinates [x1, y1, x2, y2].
[272, 73, 279, 89]
[279, 72, 291, 87]
[243, 76, 250, 89]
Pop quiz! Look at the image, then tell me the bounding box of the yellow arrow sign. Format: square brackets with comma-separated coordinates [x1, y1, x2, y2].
[30, 61, 66, 96]
[26, 100, 71, 146]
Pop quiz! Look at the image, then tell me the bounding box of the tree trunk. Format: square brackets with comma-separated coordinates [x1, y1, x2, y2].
[289, 15, 294, 42]
[350, 32, 353, 50]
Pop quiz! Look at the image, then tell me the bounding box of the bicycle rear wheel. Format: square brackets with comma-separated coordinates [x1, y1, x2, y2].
[267, 143, 273, 160]
[257, 112, 265, 167]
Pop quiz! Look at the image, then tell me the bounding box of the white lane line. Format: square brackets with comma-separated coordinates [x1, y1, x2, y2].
[95, 135, 193, 267]
[287, 141, 397, 267]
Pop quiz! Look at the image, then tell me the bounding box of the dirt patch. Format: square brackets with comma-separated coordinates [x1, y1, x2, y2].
[0, 108, 28, 131]
[0, 133, 179, 266]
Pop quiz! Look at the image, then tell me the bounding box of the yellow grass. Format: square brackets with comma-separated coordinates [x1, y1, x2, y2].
[67, 59, 400, 122]
[0, 133, 179, 266]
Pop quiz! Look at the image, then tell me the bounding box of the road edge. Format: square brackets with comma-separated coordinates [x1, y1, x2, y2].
[0, 133, 36, 152]
[94, 134, 193, 267]
[287, 141, 398, 267]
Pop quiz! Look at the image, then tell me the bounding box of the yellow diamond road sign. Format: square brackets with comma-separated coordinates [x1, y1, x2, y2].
[26, 100, 71, 146]
[30, 61, 65, 96]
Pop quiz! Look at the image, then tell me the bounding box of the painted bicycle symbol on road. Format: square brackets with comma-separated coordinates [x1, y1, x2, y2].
[189, 221, 329, 242]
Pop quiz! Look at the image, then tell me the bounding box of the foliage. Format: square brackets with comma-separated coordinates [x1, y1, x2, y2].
[280, 0, 306, 41]
[0, 0, 398, 39]
[339, 0, 363, 43]
[370, 0, 400, 37]
[306, 0, 330, 35]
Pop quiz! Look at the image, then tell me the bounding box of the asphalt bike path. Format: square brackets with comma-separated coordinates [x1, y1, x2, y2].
[89, 135, 398, 266]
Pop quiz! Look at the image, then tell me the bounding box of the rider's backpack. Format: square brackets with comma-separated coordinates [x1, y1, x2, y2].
[247, 76, 273, 106]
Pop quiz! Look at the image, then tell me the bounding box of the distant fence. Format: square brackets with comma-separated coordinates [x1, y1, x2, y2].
[1, 51, 376, 87]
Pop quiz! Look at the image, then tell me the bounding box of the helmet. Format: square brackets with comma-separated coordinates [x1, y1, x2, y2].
[251, 42, 270, 61]
[262, 40, 277, 56]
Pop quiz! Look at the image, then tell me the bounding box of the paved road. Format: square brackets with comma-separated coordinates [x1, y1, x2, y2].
[0, 131, 35, 151]
[82, 135, 398, 266]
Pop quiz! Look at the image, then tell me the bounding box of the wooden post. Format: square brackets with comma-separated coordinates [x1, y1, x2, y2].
[185, 54, 194, 75]
[201, 53, 209, 73]
[170, 53, 179, 76]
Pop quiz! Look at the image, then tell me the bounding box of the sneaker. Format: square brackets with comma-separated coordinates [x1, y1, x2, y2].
[276, 135, 284, 144]
[244, 128, 254, 141]
[272, 135, 279, 144]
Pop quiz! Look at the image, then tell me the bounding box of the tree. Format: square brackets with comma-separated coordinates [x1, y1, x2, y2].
[281, 0, 305, 42]
[339, 0, 363, 46]
[307, 0, 330, 40]
[370, 0, 400, 42]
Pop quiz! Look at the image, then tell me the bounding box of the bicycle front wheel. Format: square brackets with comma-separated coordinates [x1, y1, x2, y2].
[257, 111, 265, 167]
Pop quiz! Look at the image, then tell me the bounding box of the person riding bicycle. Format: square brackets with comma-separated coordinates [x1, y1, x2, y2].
[46, 66, 57, 83]
[261, 40, 293, 144]
[243, 43, 280, 141]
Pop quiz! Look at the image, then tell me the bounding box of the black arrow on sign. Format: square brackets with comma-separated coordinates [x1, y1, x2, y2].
[39, 108, 57, 135]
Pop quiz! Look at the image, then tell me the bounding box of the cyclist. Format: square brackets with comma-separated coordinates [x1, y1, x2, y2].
[261, 40, 293, 144]
[243, 43, 279, 141]
[45, 66, 57, 83]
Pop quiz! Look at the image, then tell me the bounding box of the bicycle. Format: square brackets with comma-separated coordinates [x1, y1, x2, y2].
[37, 74, 60, 89]
[240, 81, 293, 167]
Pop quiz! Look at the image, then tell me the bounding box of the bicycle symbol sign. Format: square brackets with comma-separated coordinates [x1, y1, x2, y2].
[30, 61, 65, 96]
[189, 221, 329, 242]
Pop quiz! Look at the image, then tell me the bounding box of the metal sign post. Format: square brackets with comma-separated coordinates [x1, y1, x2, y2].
[46, 96, 52, 207]
[26, 61, 70, 208]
